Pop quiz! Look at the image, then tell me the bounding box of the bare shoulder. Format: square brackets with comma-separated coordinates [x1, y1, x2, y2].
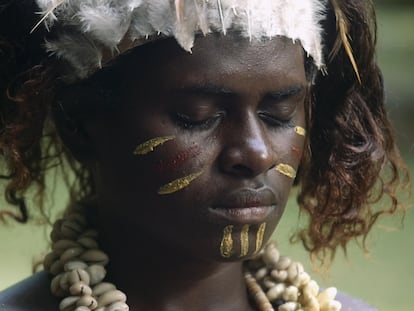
[0, 272, 59, 311]
[336, 291, 379, 311]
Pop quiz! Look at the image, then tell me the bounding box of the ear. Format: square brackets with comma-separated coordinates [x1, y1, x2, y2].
[53, 103, 96, 165]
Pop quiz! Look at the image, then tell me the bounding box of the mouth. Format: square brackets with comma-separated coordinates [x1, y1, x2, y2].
[208, 205, 276, 224]
[208, 188, 277, 224]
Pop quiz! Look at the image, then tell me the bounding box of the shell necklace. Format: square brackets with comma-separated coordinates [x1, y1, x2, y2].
[44, 204, 341, 311]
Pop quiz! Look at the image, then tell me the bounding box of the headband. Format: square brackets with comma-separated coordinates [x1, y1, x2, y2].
[34, 0, 327, 82]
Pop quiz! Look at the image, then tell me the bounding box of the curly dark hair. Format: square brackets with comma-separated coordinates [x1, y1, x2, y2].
[0, 0, 410, 263]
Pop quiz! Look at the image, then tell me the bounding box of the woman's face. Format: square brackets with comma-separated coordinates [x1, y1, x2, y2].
[86, 34, 308, 261]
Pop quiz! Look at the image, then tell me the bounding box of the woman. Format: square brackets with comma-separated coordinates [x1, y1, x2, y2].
[0, 0, 408, 310]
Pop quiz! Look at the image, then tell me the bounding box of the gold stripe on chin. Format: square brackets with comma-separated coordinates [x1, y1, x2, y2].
[240, 225, 250, 257]
[158, 171, 203, 195]
[220, 225, 234, 258]
[295, 126, 306, 137]
[275, 164, 297, 179]
[255, 223, 267, 254]
[133, 136, 175, 155]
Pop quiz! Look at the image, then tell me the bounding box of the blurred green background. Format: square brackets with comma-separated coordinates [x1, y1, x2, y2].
[1, 3, 413, 311]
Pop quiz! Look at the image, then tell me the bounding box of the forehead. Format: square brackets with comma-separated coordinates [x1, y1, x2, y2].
[119, 34, 306, 93]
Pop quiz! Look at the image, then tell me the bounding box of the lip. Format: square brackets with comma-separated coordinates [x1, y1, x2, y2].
[208, 205, 276, 224]
[208, 188, 277, 224]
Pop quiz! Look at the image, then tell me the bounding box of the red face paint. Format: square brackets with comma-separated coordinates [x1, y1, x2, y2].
[291, 146, 302, 161]
[154, 144, 202, 173]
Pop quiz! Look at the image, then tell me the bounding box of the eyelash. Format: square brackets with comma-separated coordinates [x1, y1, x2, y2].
[174, 112, 224, 130]
[174, 111, 295, 131]
[258, 112, 295, 129]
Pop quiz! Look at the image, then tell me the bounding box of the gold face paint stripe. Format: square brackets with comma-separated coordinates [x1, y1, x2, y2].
[220, 225, 234, 258]
[240, 225, 250, 257]
[158, 171, 203, 195]
[134, 136, 175, 155]
[255, 223, 267, 254]
[295, 126, 306, 137]
[275, 164, 297, 179]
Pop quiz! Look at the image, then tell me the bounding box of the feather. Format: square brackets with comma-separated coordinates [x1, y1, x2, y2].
[45, 33, 103, 81]
[77, 3, 130, 48]
[217, 0, 226, 34]
[329, 0, 361, 83]
[34, 0, 328, 82]
[192, 0, 209, 35]
[31, 0, 66, 33]
[175, 0, 183, 22]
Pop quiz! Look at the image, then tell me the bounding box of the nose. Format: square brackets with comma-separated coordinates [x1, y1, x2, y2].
[218, 113, 276, 178]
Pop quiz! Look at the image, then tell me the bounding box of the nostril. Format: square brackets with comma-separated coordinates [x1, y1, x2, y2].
[231, 164, 253, 176]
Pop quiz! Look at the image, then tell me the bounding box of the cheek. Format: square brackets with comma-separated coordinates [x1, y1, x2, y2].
[146, 141, 206, 196]
[291, 146, 303, 162]
[153, 143, 202, 173]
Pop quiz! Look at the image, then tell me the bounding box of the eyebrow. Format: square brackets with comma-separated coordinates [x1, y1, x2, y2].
[170, 84, 305, 100]
[265, 85, 305, 101]
[171, 85, 234, 97]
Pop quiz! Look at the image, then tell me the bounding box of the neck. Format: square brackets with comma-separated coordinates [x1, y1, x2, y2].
[96, 217, 254, 311]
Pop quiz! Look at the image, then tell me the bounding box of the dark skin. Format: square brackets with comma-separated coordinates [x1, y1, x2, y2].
[0, 35, 375, 310]
[85, 34, 306, 311]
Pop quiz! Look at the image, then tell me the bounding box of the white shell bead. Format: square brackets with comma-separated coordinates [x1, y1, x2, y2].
[317, 287, 337, 305]
[50, 259, 64, 275]
[97, 290, 127, 307]
[87, 265, 107, 286]
[70, 281, 92, 296]
[61, 220, 85, 239]
[271, 269, 288, 282]
[64, 261, 88, 272]
[255, 267, 268, 280]
[43, 251, 59, 271]
[302, 280, 320, 301]
[61, 247, 84, 264]
[105, 301, 129, 311]
[66, 213, 87, 227]
[80, 229, 99, 239]
[263, 243, 280, 268]
[68, 269, 90, 286]
[92, 283, 116, 297]
[53, 240, 80, 255]
[262, 276, 277, 289]
[51, 274, 65, 297]
[81, 249, 109, 265]
[266, 283, 286, 301]
[292, 272, 311, 288]
[77, 237, 99, 249]
[59, 296, 80, 311]
[302, 296, 320, 311]
[74, 307, 91, 311]
[287, 262, 304, 283]
[320, 300, 342, 311]
[278, 301, 299, 311]
[275, 256, 292, 270]
[77, 295, 98, 309]
[283, 285, 299, 302]
[59, 272, 70, 291]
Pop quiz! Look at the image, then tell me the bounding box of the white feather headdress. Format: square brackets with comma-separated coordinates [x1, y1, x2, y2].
[34, 0, 327, 82]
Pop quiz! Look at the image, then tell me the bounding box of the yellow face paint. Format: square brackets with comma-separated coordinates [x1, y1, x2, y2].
[158, 171, 203, 195]
[239, 225, 250, 257]
[255, 223, 267, 254]
[134, 136, 175, 155]
[295, 126, 306, 137]
[275, 164, 297, 179]
[220, 225, 234, 258]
